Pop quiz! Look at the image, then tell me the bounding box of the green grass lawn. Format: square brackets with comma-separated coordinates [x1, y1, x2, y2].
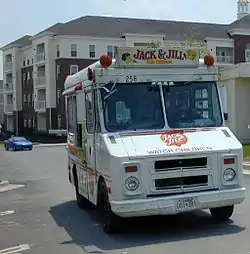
[243, 145, 250, 158]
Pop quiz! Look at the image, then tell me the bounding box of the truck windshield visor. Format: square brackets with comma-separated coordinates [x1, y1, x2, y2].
[101, 82, 164, 132]
[163, 81, 223, 128]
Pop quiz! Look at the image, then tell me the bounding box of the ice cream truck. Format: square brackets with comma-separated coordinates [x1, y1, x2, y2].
[62, 46, 246, 234]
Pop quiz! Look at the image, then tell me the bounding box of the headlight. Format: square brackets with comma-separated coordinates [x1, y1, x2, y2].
[223, 168, 236, 182]
[125, 176, 139, 191]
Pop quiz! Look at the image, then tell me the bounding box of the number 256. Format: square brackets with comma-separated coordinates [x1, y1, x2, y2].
[126, 76, 137, 82]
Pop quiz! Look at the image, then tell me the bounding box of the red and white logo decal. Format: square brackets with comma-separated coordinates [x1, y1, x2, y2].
[160, 131, 188, 147]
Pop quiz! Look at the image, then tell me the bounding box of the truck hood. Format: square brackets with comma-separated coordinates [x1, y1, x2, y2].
[115, 127, 242, 159]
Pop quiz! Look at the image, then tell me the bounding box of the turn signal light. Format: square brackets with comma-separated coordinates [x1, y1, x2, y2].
[224, 158, 235, 165]
[125, 166, 137, 173]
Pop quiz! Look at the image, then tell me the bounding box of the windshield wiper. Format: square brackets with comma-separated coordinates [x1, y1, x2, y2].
[103, 82, 117, 101]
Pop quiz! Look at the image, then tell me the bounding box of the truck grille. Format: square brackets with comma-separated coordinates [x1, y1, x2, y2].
[154, 157, 207, 171]
[155, 175, 208, 190]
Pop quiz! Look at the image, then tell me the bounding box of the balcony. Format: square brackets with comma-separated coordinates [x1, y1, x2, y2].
[4, 62, 13, 72]
[216, 56, 233, 64]
[35, 76, 46, 87]
[35, 101, 46, 112]
[4, 104, 13, 114]
[4, 83, 13, 93]
[34, 53, 45, 64]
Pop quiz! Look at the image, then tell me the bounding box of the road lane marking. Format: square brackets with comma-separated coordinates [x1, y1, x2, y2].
[0, 244, 30, 254]
[0, 210, 15, 216]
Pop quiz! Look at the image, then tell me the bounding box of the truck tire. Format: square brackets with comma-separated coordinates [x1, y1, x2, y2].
[210, 205, 234, 222]
[98, 180, 121, 234]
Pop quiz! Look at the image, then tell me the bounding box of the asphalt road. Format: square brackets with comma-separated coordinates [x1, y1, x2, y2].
[0, 146, 250, 254]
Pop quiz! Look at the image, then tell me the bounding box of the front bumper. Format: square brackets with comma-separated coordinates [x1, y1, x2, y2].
[110, 187, 246, 218]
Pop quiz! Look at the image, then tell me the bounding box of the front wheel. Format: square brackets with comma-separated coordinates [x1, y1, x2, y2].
[98, 180, 122, 234]
[210, 205, 234, 222]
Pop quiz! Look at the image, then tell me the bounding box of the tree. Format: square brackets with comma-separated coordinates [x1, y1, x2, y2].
[144, 30, 211, 58]
[180, 30, 211, 58]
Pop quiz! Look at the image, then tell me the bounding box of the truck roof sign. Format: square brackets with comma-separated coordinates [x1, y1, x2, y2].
[114, 46, 200, 68]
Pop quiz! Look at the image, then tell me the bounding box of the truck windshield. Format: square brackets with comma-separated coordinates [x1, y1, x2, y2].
[101, 83, 164, 132]
[163, 81, 223, 128]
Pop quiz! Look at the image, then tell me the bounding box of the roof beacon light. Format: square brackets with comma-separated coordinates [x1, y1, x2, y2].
[100, 54, 112, 68]
[204, 55, 214, 67]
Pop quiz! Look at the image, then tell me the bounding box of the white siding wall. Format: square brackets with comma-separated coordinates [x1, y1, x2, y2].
[13, 47, 22, 111]
[57, 37, 124, 59]
[235, 78, 250, 143]
[220, 79, 236, 134]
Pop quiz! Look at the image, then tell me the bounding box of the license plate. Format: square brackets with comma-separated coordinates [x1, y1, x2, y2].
[175, 198, 198, 212]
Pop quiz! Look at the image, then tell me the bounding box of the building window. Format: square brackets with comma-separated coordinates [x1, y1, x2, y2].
[28, 119, 32, 128]
[23, 94, 27, 103]
[70, 65, 78, 75]
[24, 119, 27, 128]
[27, 59, 30, 66]
[27, 72, 30, 80]
[23, 60, 26, 67]
[28, 94, 31, 106]
[32, 118, 35, 128]
[32, 93, 34, 107]
[70, 44, 77, 57]
[57, 115, 62, 129]
[31, 58, 34, 64]
[89, 45, 96, 58]
[216, 47, 233, 63]
[245, 44, 250, 62]
[107, 45, 114, 57]
[56, 44, 60, 58]
[22, 73, 26, 85]
[57, 89, 61, 104]
[56, 64, 60, 79]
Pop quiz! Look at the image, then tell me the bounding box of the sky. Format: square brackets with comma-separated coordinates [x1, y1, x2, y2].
[0, 0, 239, 79]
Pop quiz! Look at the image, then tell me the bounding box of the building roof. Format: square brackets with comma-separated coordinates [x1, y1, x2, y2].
[33, 16, 230, 40]
[3, 14, 250, 51]
[1, 35, 32, 50]
[229, 14, 250, 29]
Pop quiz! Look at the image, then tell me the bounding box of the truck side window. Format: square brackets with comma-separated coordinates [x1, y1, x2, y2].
[67, 95, 76, 134]
[76, 124, 82, 148]
[94, 91, 101, 133]
[85, 92, 94, 133]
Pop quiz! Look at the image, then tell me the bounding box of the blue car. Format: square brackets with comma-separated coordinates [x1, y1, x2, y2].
[4, 136, 33, 151]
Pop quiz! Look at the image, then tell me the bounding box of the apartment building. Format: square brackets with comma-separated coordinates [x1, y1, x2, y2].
[0, 80, 3, 125]
[1, 0, 250, 135]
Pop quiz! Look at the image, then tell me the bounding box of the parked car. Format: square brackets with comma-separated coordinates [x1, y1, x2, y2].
[4, 136, 33, 151]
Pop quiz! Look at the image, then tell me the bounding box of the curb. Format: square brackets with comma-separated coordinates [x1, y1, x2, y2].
[33, 143, 67, 148]
[0, 181, 9, 187]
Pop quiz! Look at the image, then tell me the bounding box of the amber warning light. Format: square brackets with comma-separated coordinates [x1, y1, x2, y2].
[204, 55, 214, 67]
[99, 54, 112, 68]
